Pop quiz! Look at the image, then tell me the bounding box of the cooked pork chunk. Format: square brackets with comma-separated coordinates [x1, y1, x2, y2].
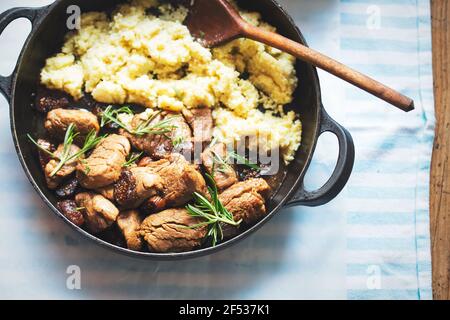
[140, 154, 207, 212]
[96, 185, 115, 201]
[143, 195, 167, 213]
[139, 208, 207, 253]
[201, 143, 238, 191]
[77, 134, 131, 189]
[121, 111, 193, 159]
[45, 108, 100, 143]
[45, 144, 81, 189]
[219, 178, 271, 225]
[117, 210, 143, 251]
[182, 108, 213, 149]
[114, 168, 163, 209]
[75, 192, 119, 233]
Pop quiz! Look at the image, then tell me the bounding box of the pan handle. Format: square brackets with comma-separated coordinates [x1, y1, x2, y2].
[0, 6, 50, 101]
[285, 107, 355, 207]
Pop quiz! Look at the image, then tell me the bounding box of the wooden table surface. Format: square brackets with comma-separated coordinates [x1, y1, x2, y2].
[430, 0, 450, 301]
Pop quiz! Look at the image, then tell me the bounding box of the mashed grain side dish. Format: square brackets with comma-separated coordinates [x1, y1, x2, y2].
[40, 0, 302, 163]
[212, 108, 302, 163]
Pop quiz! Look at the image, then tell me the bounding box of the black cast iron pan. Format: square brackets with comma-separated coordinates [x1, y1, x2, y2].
[0, 0, 355, 260]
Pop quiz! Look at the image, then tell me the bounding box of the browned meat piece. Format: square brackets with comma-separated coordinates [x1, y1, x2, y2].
[137, 156, 153, 167]
[165, 114, 194, 157]
[117, 210, 143, 251]
[143, 195, 167, 213]
[140, 154, 207, 213]
[45, 108, 100, 143]
[139, 208, 207, 253]
[219, 178, 271, 225]
[121, 111, 193, 159]
[35, 87, 70, 113]
[201, 143, 238, 191]
[57, 200, 84, 227]
[36, 139, 56, 171]
[45, 143, 81, 189]
[77, 134, 131, 189]
[227, 192, 265, 224]
[114, 168, 163, 209]
[55, 177, 80, 199]
[96, 185, 115, 201]
[182, 108, 213, 149]
[75, 192, 119, 233]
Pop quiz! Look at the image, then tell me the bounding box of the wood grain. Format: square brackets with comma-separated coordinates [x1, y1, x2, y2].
[430, 0, 450, 301]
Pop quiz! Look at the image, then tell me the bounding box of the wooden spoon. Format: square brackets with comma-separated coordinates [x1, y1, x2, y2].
[185, 0, 415, 112]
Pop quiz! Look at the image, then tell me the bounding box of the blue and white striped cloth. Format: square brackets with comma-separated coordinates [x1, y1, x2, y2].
[0, 0, 434, 299]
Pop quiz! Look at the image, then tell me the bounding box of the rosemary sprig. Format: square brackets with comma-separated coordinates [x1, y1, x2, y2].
[80, 159, 91, 175]
[211, 149, 260, 174]
[122, 152, 143, 168]
[209, 136, 218, 148]
[211, 150, 233, 175]
[50, 126, 104, 177]
[100, 106, 178, 137]
[133, 115, 178, 136]
[45, 123, 78, 176]
[28, 124, 105, 177]
[172, 136, 185, 148]
[27, 135, 57, 158]
[100, 105, 134, 128]
[227, 151, 260, 170]
[185, 174, 241, 246]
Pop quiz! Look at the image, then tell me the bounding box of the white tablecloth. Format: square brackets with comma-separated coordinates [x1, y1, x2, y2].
[0, 0, 434, 299]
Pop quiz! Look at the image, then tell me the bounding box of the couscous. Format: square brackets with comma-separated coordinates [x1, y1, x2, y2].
[40, 0, 302, 163]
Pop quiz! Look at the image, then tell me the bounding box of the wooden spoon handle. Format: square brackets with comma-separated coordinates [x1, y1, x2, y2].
[242, 24, 414, 112]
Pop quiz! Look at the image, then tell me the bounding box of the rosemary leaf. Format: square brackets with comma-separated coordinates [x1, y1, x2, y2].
[100, 106, 178, 137]
[100, 105, 133, 129]
[210, 150, 233, 175]
[28, 124, 105, 177]
[132, 115, 178, 136]
[27, 134, 57, 158]
[172, 136, 184, 148]
[227, 151, 260, 170]
[123, 152, 143, 168]
[184, 174, 240, 246]
[48, 123, 78, 176]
